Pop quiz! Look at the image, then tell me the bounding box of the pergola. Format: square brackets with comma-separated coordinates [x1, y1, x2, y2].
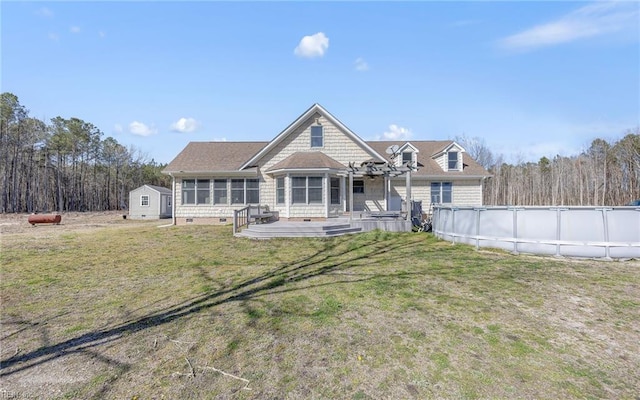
[344, 160, 416, 221]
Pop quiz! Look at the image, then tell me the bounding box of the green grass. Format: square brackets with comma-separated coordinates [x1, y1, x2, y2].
[1, 224, 639, 399]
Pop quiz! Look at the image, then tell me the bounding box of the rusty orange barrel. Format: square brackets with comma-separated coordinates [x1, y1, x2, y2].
[28, 214, 62, 225]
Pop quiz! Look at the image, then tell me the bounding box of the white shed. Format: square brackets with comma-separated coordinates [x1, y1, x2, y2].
[128, 185, 172, 219]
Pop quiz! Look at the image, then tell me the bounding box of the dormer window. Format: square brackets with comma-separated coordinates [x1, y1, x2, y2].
[448, 151, 459, 170]
[402, 151, 413, 167]
[311, 125, 323, 147]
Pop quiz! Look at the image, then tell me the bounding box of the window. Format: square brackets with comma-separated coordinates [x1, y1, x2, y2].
[246, 179, 260, 204]
[292, 176, 323, 204]
[182, 180, 195, 204]
[276, 177, 285, 204]
[402, 152, 413, 167]
[141, 195, 149, 206]
[431, 182, 452, 204]
[353, 180, 364, 194]
[182, 179, 210, 205]
[308, 177, 322, 204]
[231, 179, 260, 204]
[311, 125, 323, 147]
[197, 180, 210, 204]
[292, 177, 306, 204]
[448, 151, 459, 170]
[231, 179, 244, 204]
[213, 179, 227, 204]
[330, 178, 340, 205]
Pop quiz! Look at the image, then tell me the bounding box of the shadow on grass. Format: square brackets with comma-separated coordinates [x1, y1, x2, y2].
[0, 231, 427, 379]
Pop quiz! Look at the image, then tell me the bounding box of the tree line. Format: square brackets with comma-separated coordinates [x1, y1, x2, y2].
[1, 92, 170, 213]
[457, 131, 640, 207]
[2, 92, 638, 213]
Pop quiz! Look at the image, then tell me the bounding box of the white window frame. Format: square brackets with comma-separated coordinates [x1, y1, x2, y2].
[213, 179, 228, 205]
[140, 195, 150, 207]
[182, 179, 211, 205]
[231, 178, 260, 205]
[291, 176, 323, 204]
[431, 182, 452, 204]
[311, 125, 323, 148]
[402, 151, 413, 167]
[276, 177, 285, 205]
[448, 151, 459, 171]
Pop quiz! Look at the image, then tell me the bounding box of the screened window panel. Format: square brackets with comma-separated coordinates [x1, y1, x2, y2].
[182, 179, 195, 204]
[196, 179, 210, 204]
[330, 178, 340, 205]
[276, 177, 285, 204]
[231, 179, 244, 204]
[213, 179, 227, 204]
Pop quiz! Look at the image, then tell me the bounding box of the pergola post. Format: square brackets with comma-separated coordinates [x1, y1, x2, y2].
[348, 170, 354, 222]
[405, 169, 411, 220]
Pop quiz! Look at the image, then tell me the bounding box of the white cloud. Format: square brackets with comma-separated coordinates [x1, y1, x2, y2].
[128, 121, 157, 137]
[381, 124, 412, 140]
[354, 57, 369, 71]
[500, 1, 639, 51]
[170, 117, 199, 133]
[70, 26, 81, 34]
[36, 7, 54, 18]
[294, 32, 329, 58]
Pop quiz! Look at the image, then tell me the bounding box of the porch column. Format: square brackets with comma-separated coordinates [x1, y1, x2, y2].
[324, 172, 329, 218]
[285, 173, 291, 218]
[349, 171, 354, 222]
[385, 176, 389, 211]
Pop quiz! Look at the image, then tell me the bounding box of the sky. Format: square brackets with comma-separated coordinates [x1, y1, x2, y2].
[2, 1, 639, 165]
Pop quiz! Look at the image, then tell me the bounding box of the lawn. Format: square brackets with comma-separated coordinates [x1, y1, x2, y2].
[1, 223, 639, 399]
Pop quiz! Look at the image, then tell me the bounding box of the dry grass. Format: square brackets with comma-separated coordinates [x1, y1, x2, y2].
[1, 215, 639, 399]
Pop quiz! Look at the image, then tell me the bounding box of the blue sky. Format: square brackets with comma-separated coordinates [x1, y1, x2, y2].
[2, 1, 638, 164]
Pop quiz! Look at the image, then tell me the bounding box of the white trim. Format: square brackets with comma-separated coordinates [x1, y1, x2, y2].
[431, 141, 466, 158]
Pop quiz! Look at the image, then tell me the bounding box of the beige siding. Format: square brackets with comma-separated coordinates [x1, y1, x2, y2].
[452, 179, 483, 205]
[390, 178, 483, 208]
[256, 115, 374, 218]
[434, 154, 446, 170]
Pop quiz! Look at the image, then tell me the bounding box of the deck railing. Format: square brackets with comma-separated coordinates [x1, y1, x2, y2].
[233, 206, 250, 233]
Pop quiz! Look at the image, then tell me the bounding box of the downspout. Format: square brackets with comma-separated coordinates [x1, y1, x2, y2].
[171, 174, 176, 225]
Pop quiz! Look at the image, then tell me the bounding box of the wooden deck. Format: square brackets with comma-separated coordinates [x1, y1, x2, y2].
[235, 217, 411, 239]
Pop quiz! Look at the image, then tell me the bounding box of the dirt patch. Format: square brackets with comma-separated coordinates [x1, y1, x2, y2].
[0, 211, 164, 238]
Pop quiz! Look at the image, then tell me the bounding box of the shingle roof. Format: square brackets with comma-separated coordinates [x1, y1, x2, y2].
[367, 141, 489, 177]
[163, 141, 268, 173]
[266, 152, 346, 172]
[163, 140, 489, 177]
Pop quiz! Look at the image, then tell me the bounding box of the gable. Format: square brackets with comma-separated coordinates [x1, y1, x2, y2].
[241, 104, 386, 170]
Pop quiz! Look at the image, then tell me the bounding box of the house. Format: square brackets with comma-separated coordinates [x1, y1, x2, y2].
[162, 104, 490, 226]
[128, 185, 172, 220]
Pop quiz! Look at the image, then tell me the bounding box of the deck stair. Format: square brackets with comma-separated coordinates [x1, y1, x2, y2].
[236, 220, 361, 238]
